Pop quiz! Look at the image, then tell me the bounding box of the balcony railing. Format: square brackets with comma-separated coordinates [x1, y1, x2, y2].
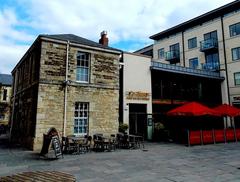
[151, 61, 224, 80]
[200, 38, 218, 52]
[201, 62, 220, 71]
[165, 50, 180, 63]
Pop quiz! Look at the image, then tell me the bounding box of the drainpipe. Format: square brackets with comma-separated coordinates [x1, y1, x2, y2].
[220, 16, 230, 105]
[181, 31, 186, 67]
[221, 16, 231, 128]
[63, 41, 70, 137]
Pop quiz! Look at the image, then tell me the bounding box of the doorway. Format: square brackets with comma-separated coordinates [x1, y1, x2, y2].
[129, 104, 147, 138]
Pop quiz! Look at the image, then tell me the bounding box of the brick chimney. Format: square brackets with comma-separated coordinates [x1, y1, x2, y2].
[99, 31, 109, 46]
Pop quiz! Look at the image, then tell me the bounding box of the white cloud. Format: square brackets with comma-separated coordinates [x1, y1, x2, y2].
[24, 0, 233, 42]
[0, 43, 29, 74]
[0, 0, 234, 74]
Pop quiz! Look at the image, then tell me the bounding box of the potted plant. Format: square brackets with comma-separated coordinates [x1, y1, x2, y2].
[119, 123, 128, 134]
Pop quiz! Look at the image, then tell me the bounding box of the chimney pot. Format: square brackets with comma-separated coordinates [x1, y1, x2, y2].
[99, 30, 109, 46]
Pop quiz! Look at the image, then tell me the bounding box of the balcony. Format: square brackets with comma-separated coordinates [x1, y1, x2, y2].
[201, 62, 220, 71]
[200, 38, 218, 52]
[165, 50, 180, 64]
[151, 61, 224, 80]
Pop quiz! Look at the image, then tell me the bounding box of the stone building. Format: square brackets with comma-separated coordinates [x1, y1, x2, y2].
[11, 32, 121, 150]
[0, 74, 12, 126]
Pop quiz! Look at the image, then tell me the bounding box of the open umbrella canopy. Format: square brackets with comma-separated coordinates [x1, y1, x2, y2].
[213, 104, 240, 117]
[167, 102, 220, 116]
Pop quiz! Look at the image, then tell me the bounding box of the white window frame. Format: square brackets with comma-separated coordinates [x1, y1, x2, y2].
[74, 102, 89, 136]
[76, 51, 90, 83]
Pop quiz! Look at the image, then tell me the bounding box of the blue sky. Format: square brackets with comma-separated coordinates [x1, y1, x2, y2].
[0, 0, 233, 74]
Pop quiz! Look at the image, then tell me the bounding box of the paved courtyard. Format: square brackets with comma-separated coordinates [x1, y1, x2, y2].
[1, 136, 240, 182]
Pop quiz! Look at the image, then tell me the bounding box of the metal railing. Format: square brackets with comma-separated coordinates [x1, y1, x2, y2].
[200, 38, 218, 52]
[201, 62, 220, 71]
[151, 61, 223, 80]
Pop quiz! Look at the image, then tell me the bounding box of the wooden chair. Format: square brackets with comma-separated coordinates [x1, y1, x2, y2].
[63, 136, 78, 154]
[93, 134, 104, 152]
[80, 135, 92, 153]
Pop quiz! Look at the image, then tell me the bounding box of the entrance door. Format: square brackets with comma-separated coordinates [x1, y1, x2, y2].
[129, 104, 147, 138]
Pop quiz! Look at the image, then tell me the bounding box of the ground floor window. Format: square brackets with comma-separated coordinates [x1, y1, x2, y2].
[74, 102, 89, 135]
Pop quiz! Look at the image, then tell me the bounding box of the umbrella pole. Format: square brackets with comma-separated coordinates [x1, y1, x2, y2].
[233, 117, 237, 142]
[187, 129, 190, 147]
[200, 129, 203, 145]
[223, 116, 227, 143]
[212, 128, 215, 144]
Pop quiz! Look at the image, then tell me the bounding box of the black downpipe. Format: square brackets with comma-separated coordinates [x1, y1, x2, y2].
[119, 52, 124, 124]
[221, 16, 230, 104]
[182, 31, 186, 67]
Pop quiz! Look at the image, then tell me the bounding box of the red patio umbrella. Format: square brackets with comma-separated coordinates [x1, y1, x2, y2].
[213, 104, 240, 117]
[167, 101, 220, 116]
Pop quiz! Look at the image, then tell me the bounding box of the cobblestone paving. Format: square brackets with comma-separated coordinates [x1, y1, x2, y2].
[1, 136, 240, 182]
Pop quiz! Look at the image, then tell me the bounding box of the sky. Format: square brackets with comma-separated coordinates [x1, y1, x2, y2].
[0, 0, 234, 74]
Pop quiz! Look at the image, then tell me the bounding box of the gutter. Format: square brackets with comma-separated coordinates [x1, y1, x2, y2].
[40, 37, 121, 55]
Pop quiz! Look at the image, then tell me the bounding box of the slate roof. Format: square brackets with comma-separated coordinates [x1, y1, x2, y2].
[40, 34, 122, 52]
[0, 74, 12, 86]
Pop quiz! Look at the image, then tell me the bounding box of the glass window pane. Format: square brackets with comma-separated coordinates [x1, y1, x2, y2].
[235, 73, 240, 85]
[74, 111, 78, 117]
[74, 102, 89, 134]
[188, 37, 197, 49]
[158, 48, 164, 59]
[189, 58, 198, 69]
[230, 23, 240, 37]
[74, 127, 78, 133]
[232, 48, 240, 61]
[76, 52, 90, 82]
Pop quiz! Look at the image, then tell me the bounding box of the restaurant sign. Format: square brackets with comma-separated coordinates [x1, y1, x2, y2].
[126, 91, 150, 100]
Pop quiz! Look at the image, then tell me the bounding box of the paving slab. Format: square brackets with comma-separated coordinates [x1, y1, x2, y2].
[1, 136, 240, 181]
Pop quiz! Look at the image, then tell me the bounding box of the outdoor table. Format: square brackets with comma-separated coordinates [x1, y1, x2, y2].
[128, 134, 144, 149]
[67, 136, 87, 154]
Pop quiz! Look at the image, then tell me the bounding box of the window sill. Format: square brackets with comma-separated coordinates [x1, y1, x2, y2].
[233, 59, 240, 62]
[75, 81, 89, 84]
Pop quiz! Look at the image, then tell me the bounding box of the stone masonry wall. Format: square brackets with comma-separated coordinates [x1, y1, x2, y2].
[11, 41, 41, 150]
[34, 40, 120, 150]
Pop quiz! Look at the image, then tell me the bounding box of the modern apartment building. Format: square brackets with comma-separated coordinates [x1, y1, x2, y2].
[11, 32, 121, 150]
[125, 0, 239, 136]
[149, 0, 240, 109]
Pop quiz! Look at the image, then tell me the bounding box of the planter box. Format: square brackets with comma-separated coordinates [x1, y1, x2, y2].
[214, 130, 225, 143]
[202, 130, 213, 144]
[189, 131, 201, 145]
